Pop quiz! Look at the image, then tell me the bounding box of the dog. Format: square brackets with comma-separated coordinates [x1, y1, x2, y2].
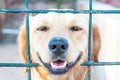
[18, 10, 120, 80]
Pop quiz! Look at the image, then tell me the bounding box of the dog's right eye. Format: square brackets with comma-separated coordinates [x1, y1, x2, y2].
[37, 26, 49, 31]
[70, 26, 83, 32]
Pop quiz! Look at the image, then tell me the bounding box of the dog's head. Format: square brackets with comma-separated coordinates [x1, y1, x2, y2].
[18, 12, 100, 75]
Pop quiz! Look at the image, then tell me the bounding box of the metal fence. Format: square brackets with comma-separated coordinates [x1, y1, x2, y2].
[0, 0, 120, 80]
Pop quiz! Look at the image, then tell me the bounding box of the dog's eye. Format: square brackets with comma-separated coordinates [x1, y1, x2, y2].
[70, 26, 83, 32]
[37, 26, 49, 31]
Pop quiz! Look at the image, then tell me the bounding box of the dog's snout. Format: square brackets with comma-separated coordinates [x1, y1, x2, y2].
[49, 37, 68, 56]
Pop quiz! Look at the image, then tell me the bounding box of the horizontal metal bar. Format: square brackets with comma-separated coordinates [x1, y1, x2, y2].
[0, 9, 120, 14]
[0, 62, 120, 67]
[0, 9, 86, 13]
[0, 63, 39, 67]
[82, 62, 120, 66]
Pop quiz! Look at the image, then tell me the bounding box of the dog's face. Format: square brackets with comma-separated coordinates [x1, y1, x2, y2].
[29, 13, 89, 74]
[19, 12, 100, 75]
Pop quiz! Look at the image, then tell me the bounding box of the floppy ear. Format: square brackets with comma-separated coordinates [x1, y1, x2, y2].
[18, 26, 27, 63]
[18, 26, 33, 72]
[92, 25, 101, 62]
[18, 16, 34, 64]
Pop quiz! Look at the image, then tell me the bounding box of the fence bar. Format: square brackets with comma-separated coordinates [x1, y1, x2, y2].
[88, 0, 93, 80]
[25, 13, 31, 80]
[0, 9, 120, 13]
[24, 0, 31, 80]
[25, 12, 31, 66]
[0, 63, 39, 67]
[82, 62, 120, 66]
[0, 62, 120, 67]
[25, 0, 29, 9]
[88, 0, 92, 63]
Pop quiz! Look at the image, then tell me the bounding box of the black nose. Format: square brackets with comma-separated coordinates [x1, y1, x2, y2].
[49, 37, 68, 56]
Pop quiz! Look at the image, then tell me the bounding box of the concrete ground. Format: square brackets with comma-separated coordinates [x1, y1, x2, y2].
[0, 43, 27, 80]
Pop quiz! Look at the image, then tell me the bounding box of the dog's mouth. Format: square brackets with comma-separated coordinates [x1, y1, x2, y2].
[37, 53, 82, 75]
[50, 59, 67, 69]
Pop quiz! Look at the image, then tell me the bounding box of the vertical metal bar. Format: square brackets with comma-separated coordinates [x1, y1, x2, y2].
[24, 0, 31, 80]
[88, 0, 92, 62]
[25, 0, 29, 9]
[88, 0, 92, 80]
[26, 14, 31, 80]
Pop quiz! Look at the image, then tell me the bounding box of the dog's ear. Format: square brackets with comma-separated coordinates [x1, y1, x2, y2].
[18, 26, 27, 63]
[18, 26, 31, 73]
[92, 25, 101, 62]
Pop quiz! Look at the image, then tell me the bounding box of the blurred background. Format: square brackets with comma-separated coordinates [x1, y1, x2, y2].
[0, 0, 120, 80]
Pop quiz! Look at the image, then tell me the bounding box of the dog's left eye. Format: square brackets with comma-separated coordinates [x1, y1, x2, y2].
[37, 26, 49, 31]
[70, 26, 83, 32]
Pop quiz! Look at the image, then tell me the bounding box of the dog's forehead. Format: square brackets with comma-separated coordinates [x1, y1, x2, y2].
[33, 12, 88, 22]
[30, 13, 89, 30]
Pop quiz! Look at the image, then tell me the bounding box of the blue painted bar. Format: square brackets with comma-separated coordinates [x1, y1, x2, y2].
[0, 63, 39, 67]
[88, 0, 92, 62]
[0, 62, 120, 67]
[0, 9, 120, 13]
[25, 13, 31, 80]
[24, 0, 31, 80]
[82, 62, 120, 66]
[88, 0, 93, 79]
[25, 0, 29, 9]
[25, 13, 31, 65]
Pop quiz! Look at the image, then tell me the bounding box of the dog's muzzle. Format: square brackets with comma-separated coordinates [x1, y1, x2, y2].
[37, 37, 82, 75]
[37, 53, 82, 75]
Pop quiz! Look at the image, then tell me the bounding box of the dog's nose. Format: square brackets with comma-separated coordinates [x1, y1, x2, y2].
[49, 37, 68, 56]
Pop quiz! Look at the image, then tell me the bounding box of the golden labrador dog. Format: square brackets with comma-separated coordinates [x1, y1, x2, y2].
[18, 11, 120, 80]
